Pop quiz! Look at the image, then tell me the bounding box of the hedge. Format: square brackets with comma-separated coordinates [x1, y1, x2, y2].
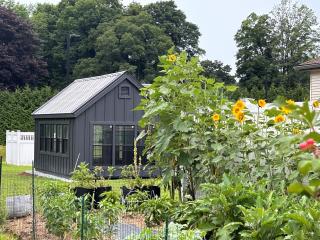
[0, 86, 56, 145]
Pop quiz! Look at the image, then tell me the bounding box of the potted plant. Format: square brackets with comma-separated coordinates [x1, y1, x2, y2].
[120, 140, 160, 201]
[71, 162, 95, 198]
[93, 166, 114, 207]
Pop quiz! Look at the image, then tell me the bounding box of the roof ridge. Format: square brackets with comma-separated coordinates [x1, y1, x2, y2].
[74, 71, 126, 83]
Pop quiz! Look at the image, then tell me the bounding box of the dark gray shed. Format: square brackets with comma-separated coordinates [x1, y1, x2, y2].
[32, 71, 145, 177]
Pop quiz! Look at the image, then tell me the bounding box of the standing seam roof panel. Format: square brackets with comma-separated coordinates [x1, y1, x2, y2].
[33, 71, 126, 115]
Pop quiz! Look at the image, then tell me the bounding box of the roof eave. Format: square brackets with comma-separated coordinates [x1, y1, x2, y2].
[32, 113, 75, 119]
[295, 63, 320, 71]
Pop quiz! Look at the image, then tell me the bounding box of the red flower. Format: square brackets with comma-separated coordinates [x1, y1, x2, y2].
[299, 138, 316, 151]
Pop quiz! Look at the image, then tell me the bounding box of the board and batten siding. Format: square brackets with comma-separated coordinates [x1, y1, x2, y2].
[310, 70, 320, 101]
[72, 79, 143, 172]
[34, 118, 73, 177]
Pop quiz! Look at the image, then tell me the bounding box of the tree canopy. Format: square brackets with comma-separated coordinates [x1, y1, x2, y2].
[30, 0, 202, 88]
[0, 6, 48, 89]
[235, 0, 319, 101]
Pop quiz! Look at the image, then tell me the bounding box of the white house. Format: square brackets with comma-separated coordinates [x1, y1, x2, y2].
[296, 58, 320, 101]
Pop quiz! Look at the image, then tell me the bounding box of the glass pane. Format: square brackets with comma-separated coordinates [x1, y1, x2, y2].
[62, 125, 69, 139]
[103, 125, 113, 144]
[62, 139, 68, 154]
[56, 139, 62, 153]
[94, 125, 103, 144]
[115, 125, 135, 166]
[93, 145, 112, 166]
[121, 86, 130, 96]
[56, 125, 62, 138]
[40, 125, 45, 137]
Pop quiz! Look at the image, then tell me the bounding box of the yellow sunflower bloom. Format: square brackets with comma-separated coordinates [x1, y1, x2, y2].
[313, 100, 320, 108]
[236, 111, 245, 123]
[232, 106, 241, 116]
[258, 99, 266, 108]
[286, 99, 295, 105]
[274, 114, 285, 123]
[168, 54, 177, 62]
[292, 128, 301, 135]
[212, 113, 220, 122]
[280, 106, 291, 115]
[235, 100, 245, 110]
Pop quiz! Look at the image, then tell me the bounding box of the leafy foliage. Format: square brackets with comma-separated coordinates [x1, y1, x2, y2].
[0, 6, 48, 89]
[0, 86, 56, 145]
[235, 0, 319, 101]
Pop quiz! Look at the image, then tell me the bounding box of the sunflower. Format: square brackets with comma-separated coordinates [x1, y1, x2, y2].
[168, 54, 177, 62]
[235, 99, 245, 110]
[313, 100, 320, 108]
[212, 113, 220, 122]
[258, 99, 266, 108]
[232, 106, 241, 116]
[280, 106, 291, 115]
[236, 111, 245, 123]
[274, 114, 285, 123]
[286, 99, 295, 105]
[292, 128, 301, 135]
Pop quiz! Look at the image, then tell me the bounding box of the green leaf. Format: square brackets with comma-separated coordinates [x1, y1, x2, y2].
[312, 159, 320, 171]
[298, 160, 312, 175]
[304, 132, 320, 142]
[225, 85, 238, 92]
[288, 182, 304, 193]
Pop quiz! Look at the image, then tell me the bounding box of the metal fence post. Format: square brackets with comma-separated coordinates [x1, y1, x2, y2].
[81, 196, 85, 240]
[32, 161, 36, 240]
[164, 218, 169, 240]
[0, 156, 2, 196]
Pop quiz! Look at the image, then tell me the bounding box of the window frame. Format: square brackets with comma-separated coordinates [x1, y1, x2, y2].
[118, 84, 131, 99]
[90, 121, 145, 167]
[39, 121, 70, 157]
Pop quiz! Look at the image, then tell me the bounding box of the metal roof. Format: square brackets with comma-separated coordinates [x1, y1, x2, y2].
[33, 71, 126, 116]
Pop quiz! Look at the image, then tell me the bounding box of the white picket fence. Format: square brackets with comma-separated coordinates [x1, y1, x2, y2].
[6, 130, 34, 166]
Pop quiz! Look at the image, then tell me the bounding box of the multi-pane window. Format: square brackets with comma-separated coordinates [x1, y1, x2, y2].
[93, 125, 113, 166]
[115, 125, 135, 166]
[39, 124, 69, 154]
[92, 124, 146, 166]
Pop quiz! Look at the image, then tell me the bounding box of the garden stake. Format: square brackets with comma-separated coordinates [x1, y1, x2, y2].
[164, 218, 169, 240]
[0, 156, 2, 197]
[81, 196, 85, 240]
[32, 161, 36, 240]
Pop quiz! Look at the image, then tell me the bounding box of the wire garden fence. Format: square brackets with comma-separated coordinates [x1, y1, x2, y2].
[0, 159, 173, 240]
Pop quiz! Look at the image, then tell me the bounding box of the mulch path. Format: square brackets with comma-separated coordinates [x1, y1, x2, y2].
[4, 214, 62, 240]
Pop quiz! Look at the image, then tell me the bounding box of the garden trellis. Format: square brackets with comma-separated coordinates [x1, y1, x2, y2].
[6, 130, 34, 166]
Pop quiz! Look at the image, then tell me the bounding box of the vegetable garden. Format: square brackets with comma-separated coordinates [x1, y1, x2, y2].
[2, 51, 320, 239]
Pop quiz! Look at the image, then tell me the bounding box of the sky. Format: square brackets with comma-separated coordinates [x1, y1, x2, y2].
[17, 0, 320, 74]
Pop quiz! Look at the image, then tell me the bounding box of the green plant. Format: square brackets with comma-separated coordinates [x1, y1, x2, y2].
[99, 191, 124, 237]
[121, 140, 143, 188]
[126, 190, 150, 213]
[71, 162, 95, 188]
[38, 182, 77, 238]
[140, 197, 175, 227]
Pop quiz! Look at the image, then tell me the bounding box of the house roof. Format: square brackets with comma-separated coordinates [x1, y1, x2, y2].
[295, 58, 320, 70]
[33, 71, 141, 118]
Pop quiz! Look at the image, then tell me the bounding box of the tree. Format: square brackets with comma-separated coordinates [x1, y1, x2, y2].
[270, 0, 319, 89]
[235, 13, 277, 100]
[201, 60, 235, 84]
[0, 7, 48, 89]
[32, 0, 123, 88]
[144, 0, 203, 56]
[73, 3, 173, 82]
[0, 0, 29, 19]
[235, 0, 319, 101]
